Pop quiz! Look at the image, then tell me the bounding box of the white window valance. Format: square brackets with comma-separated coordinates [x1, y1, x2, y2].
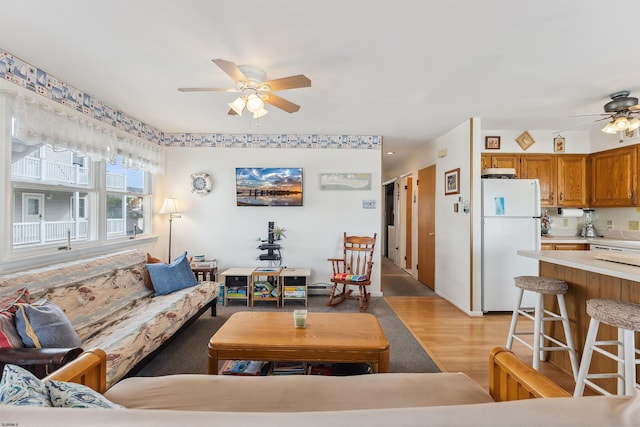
[8, 92, 164, 174]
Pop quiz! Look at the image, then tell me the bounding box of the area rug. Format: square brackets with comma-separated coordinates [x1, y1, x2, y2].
[135, 295, 440, 377]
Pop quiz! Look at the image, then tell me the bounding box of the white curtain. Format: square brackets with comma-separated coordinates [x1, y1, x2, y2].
[9, 92, 164, 174]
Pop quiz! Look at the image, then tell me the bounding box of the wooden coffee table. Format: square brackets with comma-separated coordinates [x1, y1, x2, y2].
[208, 311, 390, 374]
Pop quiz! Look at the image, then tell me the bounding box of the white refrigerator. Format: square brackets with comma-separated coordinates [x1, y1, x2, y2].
[481, 179, 541, 312]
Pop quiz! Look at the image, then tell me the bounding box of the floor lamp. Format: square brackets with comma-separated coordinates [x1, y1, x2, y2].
[159, 197, 181, 262]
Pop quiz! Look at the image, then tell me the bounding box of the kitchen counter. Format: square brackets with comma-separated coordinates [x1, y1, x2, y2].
[516, 248, 640, 393]
[518, 249, 640, 282]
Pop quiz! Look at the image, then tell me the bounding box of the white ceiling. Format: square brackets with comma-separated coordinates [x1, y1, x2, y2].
[2, 0, 640, 170]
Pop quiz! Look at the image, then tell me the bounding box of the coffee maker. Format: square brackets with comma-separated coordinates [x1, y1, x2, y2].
[581, 209, 597, 238]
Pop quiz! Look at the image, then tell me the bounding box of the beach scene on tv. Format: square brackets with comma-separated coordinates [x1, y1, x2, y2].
[236, 168, 303, 206]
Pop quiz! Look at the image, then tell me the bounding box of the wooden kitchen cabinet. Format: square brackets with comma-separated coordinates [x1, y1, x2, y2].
[482, 153, 588, 208]
[521, 155, 556, 207]
[541, 243, 589, 250]
[590, 145, 638, 207]
[556, 155, 588, 207]
[481, 153, 520, 177]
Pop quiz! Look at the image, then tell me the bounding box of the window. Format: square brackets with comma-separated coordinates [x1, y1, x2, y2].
[6, 92, 161, 260]
[106, 156, 150, 238]
[11, 144, 95, 249]
[11, 146, 152, 250]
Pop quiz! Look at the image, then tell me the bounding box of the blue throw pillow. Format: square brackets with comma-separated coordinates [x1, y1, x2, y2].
[145, 252, 198, 296]
[14, 299, 82, 348]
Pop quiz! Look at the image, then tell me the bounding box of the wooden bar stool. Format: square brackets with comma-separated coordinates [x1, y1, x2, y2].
[506, 276, 579, 380]
[574, 299, 640, 396]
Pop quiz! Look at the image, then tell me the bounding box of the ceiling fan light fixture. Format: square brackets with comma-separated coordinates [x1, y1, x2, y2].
[253, 107, 268, 119]
[228, 97, 246, 115]
[602, 121, 619, 134]
[628, 117, 640, 131]
[246, 94, 264, 113]
[614, 116, 630, 130]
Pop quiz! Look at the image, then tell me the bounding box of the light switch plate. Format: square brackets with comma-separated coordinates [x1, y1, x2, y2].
[629, 220, 639, 231]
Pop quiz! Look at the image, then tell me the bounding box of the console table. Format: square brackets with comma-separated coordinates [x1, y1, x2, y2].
[220, 267, 310, 307]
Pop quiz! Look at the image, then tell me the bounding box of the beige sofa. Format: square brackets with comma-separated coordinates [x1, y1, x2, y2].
[3, 347, 636, 426]
[0, 249, 219, 388]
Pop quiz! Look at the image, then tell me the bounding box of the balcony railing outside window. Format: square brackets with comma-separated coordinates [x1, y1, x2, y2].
[11, 156, 89, 186]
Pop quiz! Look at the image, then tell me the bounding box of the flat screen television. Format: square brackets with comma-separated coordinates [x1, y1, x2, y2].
[236, 168, 303, 206]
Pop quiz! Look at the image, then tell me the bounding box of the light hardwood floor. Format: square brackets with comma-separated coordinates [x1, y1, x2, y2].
[385, 296, 577, 393]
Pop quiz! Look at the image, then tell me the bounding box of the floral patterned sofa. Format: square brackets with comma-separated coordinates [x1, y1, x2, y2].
[0, 249, 219, 389]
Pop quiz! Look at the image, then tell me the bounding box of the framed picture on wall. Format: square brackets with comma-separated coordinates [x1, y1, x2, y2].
[444, 168, 460, 195]
[553, 136, 565, 153]
[485, 136, 500, 150]
[516, 131, 536, 151]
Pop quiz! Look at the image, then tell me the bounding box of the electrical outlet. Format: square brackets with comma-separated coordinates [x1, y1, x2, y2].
[629, 220, 639, 231]
[607, 220, 613, 230]
[562, 218, 569, 227]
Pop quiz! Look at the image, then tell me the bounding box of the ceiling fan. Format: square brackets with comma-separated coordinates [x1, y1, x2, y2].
[570, 90, 640, 135]
[178, 59, 311, 118]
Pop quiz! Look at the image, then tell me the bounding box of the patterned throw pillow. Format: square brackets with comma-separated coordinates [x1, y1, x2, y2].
[0, 288, 30, 349]
[14, 299, 82, 348]
[0, 364, 51, 406]
[46, 380, 124, 408]
[146, 252, 198, 296]
[333, 273, 368, 282]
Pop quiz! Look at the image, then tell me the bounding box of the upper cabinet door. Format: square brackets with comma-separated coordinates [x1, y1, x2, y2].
[590, 146, 638, 207]
[556, 155, 588, 207]
[481, 154, 520, 177]
[521, 155, 556, 207]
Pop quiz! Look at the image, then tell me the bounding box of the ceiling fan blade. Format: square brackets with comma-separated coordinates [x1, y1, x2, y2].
[178, 87, 238, 92]
[263, 93, 301, 113]
[212, 58, 246, 82]
[555, 116, 611, 133]
[569, 113, 612, 117]
[263, 74, 311, 91]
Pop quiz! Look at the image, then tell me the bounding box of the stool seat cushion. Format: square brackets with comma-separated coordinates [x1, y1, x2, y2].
[514, 276, 568, 294]
[586, 299, 640, 331]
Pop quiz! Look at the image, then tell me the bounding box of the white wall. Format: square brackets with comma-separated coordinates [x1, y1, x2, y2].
[153, 147, 382, 294]
[435, 121, 475, 314]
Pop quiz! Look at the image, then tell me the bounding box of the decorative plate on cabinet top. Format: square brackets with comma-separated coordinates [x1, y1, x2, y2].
[190, 172, 212, 195]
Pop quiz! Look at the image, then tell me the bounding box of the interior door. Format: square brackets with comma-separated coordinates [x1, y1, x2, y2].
[418, 165, 435, 289]
[405, 176, 412, 270]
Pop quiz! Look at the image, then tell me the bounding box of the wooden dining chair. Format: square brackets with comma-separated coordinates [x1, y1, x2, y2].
[327, 232, 377, 312]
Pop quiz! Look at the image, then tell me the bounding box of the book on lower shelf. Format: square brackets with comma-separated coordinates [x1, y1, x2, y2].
[307, 363, 334, 376]
[272, 361, 307, 375]
[284, 286, 306, 298]
[220, 360, 270, 376]
[253, 281, 278, 298]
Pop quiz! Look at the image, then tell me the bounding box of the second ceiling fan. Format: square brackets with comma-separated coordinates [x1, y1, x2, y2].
[178, 59, 311, 118]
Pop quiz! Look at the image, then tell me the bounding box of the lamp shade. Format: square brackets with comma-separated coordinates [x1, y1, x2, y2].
[228, 97, 246, 115]
[601, 121, 619, 134]
[159, 197, 181, 215]
[253, 107, 268, 118]
[246, 94, 264, 113]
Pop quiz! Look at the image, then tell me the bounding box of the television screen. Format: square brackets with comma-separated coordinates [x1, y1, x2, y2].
[236, 168, 303, 206]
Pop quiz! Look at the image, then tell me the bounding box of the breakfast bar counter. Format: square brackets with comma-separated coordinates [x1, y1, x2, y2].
[516, 250, 640, 393]
[517, 249, 640, 282]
